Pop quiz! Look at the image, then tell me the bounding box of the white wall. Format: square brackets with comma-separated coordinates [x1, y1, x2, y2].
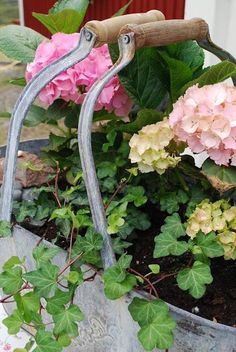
[185, 0, 236, 66]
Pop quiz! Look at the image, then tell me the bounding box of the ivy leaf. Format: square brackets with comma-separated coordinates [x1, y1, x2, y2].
[176, 190, 189, 204]
[123, 186, 147, 207]
[160, 213, 185, 238]
[15, 292, 40, 323]
[24, 264, 59, 298]
[112, 237, 132, 255]
[3, 256, 24, 270]
[0, 267, 23, 294]
[0, 25, 45, 63]
[3, 309, 24, 334]
[118, 109, 163, 134]
[194, 232, 224, 258]
[33, 330, 62, 352]
[97, 161, 117, 179]
[160, 192, 179, 214]
[154, 232, 188, 258]
[128, 298, 176, 350]
[177, 261, 213, 298]
[33, 9, 83, 34]
[202, 158, 236, 192]
[53, 304, 84, 337]
[103, 255, 137, 300]
[148, 264, 160, 274]
[33, 245, 61, 269]
[46, 289, 71, 315]
[0, 220, 12, 237]
[73, 227, 103, 253]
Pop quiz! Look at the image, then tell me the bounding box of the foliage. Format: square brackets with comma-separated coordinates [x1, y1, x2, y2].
[0, 2, 236, 351]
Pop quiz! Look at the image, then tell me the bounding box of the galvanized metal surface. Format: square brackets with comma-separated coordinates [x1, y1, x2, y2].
[1, 224, 236, 352]
[0, 28, 96, 222]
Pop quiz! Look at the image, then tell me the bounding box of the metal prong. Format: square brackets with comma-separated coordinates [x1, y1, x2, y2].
[198, 32, 236, 86]
[78, 33, 136, 269]
[0, 28, 97, 222]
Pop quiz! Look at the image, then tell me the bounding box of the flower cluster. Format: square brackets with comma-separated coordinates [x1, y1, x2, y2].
[186, 199, 236, 259]
[129, 119, 181, 174]
[169, 83, 236, 166]
[26, 33, 132, 116]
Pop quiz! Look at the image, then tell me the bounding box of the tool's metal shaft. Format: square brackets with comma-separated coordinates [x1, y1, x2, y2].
[78, 33, 136, 268]
[0, 28, 96, 222]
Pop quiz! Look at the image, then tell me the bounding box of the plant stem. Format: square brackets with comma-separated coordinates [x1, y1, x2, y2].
[128, 268, 159, 298]
[175, 169, 189, 192]
[53, 162, 62, 208]
[68, 226, 75, 263]
[104, 179, 128, 210]
[58, 252, 83, 277]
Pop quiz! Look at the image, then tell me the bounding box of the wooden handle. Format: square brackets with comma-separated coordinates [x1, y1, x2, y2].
[85, 10, 165, 46]
[120, 18, 209, 49]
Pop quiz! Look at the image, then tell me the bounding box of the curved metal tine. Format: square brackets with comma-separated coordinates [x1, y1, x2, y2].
[78, 33, 136, 269]
[0, 28, 97, 222]
[197, 33, 236, 86]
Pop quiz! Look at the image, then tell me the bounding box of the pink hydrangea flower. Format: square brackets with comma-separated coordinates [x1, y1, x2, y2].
[169, 83, 236, 166]
[26, 33, 132, 116]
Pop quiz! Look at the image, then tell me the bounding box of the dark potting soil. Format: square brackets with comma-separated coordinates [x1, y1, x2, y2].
[128, 226, 236, 328]
[22, 212, 236, 328]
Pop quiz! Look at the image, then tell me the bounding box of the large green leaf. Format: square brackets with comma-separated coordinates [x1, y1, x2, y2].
[0, 25, 45, 63]
[160, 213, 185, 238]
[33, 245, 61, 269]
[33, 330, 62, 352]
[129, 298, 176, 350]
[182, 61, 236, 93]
[177, 261, 213, 298]
[118, 109, 163, 134]
[50, 0, 89, 15]
[3, 309, 24, 335]
[202, 158, 236, 192]
[109, 45, 167, 109]
[154, 232, 188, 258]
[33, 9, 83, 34]
[194, 232, 224, 258]
[24, 264, 59, 298]
[0, 267, 23, 294]
[46, 289, 71, 315]
[14, 292, 40, 323]
[53, 304, 84, 337]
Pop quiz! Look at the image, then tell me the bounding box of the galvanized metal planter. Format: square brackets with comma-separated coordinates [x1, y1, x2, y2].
[1, 17, 236, 352]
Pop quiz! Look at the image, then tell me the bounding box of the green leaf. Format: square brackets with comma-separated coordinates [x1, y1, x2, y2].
[67, 270, 83, 285]
[0, 220, 12, 237]
[0, 25, 45, 63]
[176, 190, 189, 204]
[3, 309, 24, 334]
[118, 109, 163, 134]
[177, 261, 213, 298]
[112, 0, 133, 16]
[128, 298, 176, 350]
[0, 112, 11, 118]
[123, 186, 147, 207]
[33, 9, 83, 34]
[24, 264, 59, 298]
[50, 0, 89, 16]
[154, 232, 188, 258]
[46, 288, 71, 315]
[158, 50, 193, 101]
[3, 256, 25, 270]
[160, 213, 185, 238]
[33, 245, 61, 268]
[111, 46, 167, 109]
[112, 237, 132, 255]
[0, 267, 23, 294]
[33, 330, 62, 352]
[160, 192, 179, 214]
[97, 161, 117, 179]
[74, 227, 103, 252]
[202, 158, 236, 192]
[194, 232, 224, 258]
[103, 254, 137, 299]
[53, 304, 84, 337]
[9, 77, 26, 87]
[58, 335, 71, 347]
[15, 292, 40, 323]
[182, 61, 236, 93]
[148, 264, 160, 274]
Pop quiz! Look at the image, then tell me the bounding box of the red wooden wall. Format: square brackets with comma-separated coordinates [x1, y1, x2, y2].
[23, 0, 185, 37]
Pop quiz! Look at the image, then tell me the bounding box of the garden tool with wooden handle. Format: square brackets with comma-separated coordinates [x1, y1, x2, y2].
[77, 18, 236, 269]
[0, 10, 165, 223]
